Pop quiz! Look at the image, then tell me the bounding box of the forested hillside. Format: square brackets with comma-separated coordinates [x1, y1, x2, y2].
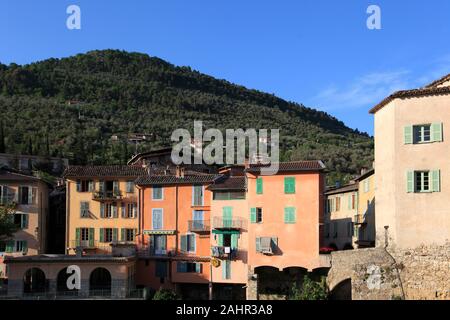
[0, 50, 373, 183]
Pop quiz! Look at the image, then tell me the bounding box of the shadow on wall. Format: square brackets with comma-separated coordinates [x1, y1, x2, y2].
[329, 278, 352, 300]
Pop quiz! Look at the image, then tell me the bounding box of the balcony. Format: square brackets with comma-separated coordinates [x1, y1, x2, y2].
[70, 240, 112, 252]
[353, 214, 366, 225]
[212, 217, 246, 230]
[211, 246, 237, 260]
[188, 220, 210, 233]
[92, 190, 123, 201]
[136, 246, 176, 258]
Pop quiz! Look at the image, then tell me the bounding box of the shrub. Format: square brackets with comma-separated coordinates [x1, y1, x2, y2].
[152, 289, 180, 300]
[289, 275, 328, 300]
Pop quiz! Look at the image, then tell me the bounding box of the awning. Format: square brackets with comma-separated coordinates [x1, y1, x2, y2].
[212, 230, 240, 235]
[143, 230, 176, 235]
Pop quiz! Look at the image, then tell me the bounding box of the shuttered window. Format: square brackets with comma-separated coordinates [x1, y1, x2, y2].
[126, 181, 134, 193]
[408, 170, 440, 193]
[152, 186, 163, 200]
[152, 208, 163, 230]
[222, 260, 231, 280]
[284, 207, 296, 223]
[180, 234, 196, 253]
[80, 201, 90, 218]
[284, 177, 296, 194]
[256, 178, 263, 194]
[192, 186, 204, 206]
[405, 123, 443, 144]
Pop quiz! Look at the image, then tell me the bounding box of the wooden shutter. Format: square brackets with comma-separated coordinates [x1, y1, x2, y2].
[231, 234, 238, 249]
[195, 263, 202, 273]
[76, 180, 81, 192]
[256, 178, 263, 194]
[217, 234, 224, 246]
[88, 181, 94, 192]
[406, 171, 414, 193]
[404, 126, 413, 144]
[223, 207, 232, 228]
[121, 203, 126, 218]
[113, 181, 119, 194]
[21, 214, 29, 229]
[88, 228, 94, 247]
[112, 203, 118, 218]
[99, 228, 104, 242]
[284, 207, 295, 223]
[431, 170, 441, 192]
[284, 177, 295, 193]
[99, 181, 105, 192]
[189, 234, 196, 252]
[75, 228, 81, 246]
[222, 260, 230, 279]
[255, 237, 261, 252]
[180, 235, 187, 252]
[113, 228, 118, 242]
[121, 228, 126, 242]
[250, 208, 256, 223]
[431, 123, 443, 142]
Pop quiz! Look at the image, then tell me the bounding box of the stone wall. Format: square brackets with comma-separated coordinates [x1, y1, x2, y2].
[327, 241, 450, 300]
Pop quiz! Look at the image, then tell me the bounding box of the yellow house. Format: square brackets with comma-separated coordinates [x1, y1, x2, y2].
[0, 169, 49, 278]
[354, 169, 375, 248]
[63, 165, 146, 255]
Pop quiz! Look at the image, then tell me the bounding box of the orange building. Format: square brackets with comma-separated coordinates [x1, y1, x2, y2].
[134, 167, 218, 299]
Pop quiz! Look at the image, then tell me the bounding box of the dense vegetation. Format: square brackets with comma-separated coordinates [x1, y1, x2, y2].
[0, 50, 373, 184]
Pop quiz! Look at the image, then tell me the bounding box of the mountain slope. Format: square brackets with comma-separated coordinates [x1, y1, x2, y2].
[0, 50, 373, 183]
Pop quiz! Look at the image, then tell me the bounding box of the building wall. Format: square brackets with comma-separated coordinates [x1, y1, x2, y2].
[374, 95, 450, 248]
[324, 190, 358, 250]
[357, 174, 376, 246]
[246, 171, 324, 271]
[66, 179, 138, 254]
[210, 197, 248, 285]
[0, 180, 48, 278]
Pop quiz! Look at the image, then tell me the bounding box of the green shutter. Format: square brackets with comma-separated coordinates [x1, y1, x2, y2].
[5, 241, 14, 253]
[89, 228, 94, 247]
[180, 235, 187, 252]
[431, 170, 441, 192]
[189, 234, 196, 252]
[88, 181, 94, 192]
[284, 177, 295, 194]
[431, 123, 443, 142]
[404, 126, 413, 144]
[21, 214, 29, 229]
[100, 203, 105, 218]
[231, 234, 238, 249]
[256, 178, 263, 194]
[223, 207, 232, 228]
[284, 207, 296, 223]
[217, 234, 224, 246]
[255, 237, 261, 252]
[99, 228, 104, 242]
[22, 241, 28, 254]
[195, 263, 202, 273]
[347, 195, 351, 210]
[121, 228, 126, 241]
[250, 208, 256, 223]
[113, 228, 118, 242]
[75, 228, 81, 246]
[406, 171, 414, 193]
[222, 260, 230, 279]
[112, 204, 118, 218]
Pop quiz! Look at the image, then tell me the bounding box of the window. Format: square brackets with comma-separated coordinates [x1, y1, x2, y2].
[100, 228, 117, 243]
[18, 186, 37, 205]
[101, 202, 117, 218]
[222, 260, 231, 280]
[284, 177, 296, 194]
[404, 123, 442, 144]
[13, 214, 28, 229]
[413, 125, 431, 143]
[121, 228, 136, 242]
[335, 197, 341, 211]
[152, 208, 163, 230]
[19, 158, 30, 171]
[126, 181, 134, 193]
[213, 191, 245, 200]
[80, 228, 89, 241]
[333, 222, 338, 238]
[152, 235, 167, 255]
[15, 240, 27, 253]
[256, 178, 263, 194]
[180, 234, 196, 253]
[80, 202, 90, 218]
[192, 186, 204, 206]
[348, 193, 357, 210]
[152, 186, 163, 200]
[155, 261, 168, 278]
[192, 210, 204, 229]
[124, 203, 137, 218]
[0, 241, 6, 252]
[256, 237, 277, 254]
[76, 180, 94, 193]
[0, 185, 14, 204]
[177, 262, 201, 273]
[284, 207, 296, 224]
[407, 170, 440, 193]
[250, 208, 263, 223]
[325, 223, 330, 238]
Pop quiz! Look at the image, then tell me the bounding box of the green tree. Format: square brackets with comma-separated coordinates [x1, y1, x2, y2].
[152, 289, 180, 300]
[289, 275, 328, 300]
[0, 205, 18, 241]
[0, 120, 5, 153]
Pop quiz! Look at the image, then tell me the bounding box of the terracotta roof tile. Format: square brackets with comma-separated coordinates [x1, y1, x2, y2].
[135, 172, 219, 186]
[207, 176, 246, 191]
[245, 160, 325, 174]
[63, 165, 147, 178]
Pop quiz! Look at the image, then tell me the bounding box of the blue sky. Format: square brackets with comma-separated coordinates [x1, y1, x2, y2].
[2, 1, 450, 135]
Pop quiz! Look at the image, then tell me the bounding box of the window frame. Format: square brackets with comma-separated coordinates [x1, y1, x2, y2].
[152, 186, 164, 201]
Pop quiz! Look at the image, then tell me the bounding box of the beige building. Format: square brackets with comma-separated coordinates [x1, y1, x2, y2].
[370, 74, 450, 249]
[0, 169, 49, 279]
[354, 169, 375, 248]
[63, 165, 146, 255]
[324, 183, 358, 250]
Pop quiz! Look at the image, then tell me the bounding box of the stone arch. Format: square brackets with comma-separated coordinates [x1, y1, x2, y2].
[57, 267, 79, 295]
[23, 268, 47, 294]
[329, 278, 352, 300]
[89, 267, 111, 297]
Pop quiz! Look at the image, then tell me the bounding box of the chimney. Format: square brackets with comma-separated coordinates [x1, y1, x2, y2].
[180, 167, 185, 178]
[175, 166, 181, 178]
[360, 167, 368, 175]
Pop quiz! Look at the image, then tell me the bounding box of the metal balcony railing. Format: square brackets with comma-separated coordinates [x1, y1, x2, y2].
[188, 220, 210, 233]
[92, 190, 123, 201]
[70, 240, 112, 251]
[136, 246, 176, 258]
[212, 217, 246, 230]
[211, 246, 237, 260]
[353, 214, 366, 225]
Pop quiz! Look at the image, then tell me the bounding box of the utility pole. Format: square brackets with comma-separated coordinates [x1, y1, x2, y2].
[209, 260, 213, 300]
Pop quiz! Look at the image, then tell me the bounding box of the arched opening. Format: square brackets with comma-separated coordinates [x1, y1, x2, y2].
[89, 268, 111, 297]
[57, 267, 79, 296]
[330, 278, 352, 300]
[23, 268, 47, 295]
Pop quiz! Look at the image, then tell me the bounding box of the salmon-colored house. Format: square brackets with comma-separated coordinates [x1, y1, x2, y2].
[134, 167, 218, 299]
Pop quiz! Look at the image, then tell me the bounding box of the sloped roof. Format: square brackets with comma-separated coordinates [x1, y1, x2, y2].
[207, 176, 246, 191]
[369, 73, 450, 114]
[325, 183, 358, 196]
[63, 165, 147, 178]
[135, 172, 219, 186]
[0, 169, 41, 182]
[245, 160, 326, 174]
